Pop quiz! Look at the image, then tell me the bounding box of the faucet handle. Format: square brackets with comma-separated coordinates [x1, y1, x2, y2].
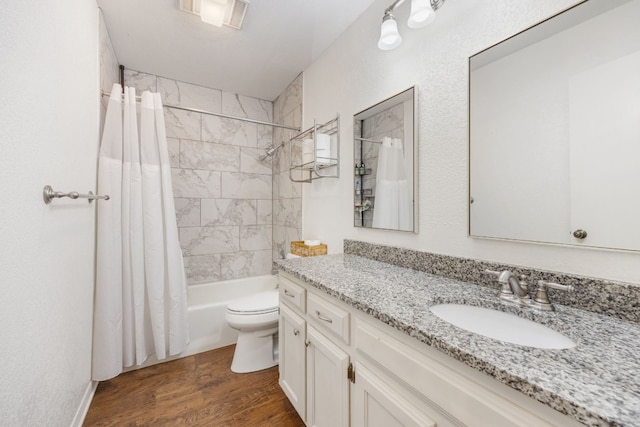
[533, 280, 573, 306]
[544, 281, 574, 293]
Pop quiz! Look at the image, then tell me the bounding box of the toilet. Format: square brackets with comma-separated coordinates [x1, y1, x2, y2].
[225, 289, 280, 373]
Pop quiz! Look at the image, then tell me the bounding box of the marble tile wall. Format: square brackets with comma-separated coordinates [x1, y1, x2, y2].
[355, 103, 404, 227]
[272, 73, 303, 261]
[124, 69, 274, 284]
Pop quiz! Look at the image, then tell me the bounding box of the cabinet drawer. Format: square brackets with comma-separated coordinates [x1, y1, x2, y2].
[307, 293, 350, 345]
[279, 274, 306, 313]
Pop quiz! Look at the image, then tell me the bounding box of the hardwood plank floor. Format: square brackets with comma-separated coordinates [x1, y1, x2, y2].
[84, 345, 305, 427]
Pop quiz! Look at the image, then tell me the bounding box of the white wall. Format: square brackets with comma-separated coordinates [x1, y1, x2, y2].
[301, 0, 640, 285]
[0, 2, 100, 425]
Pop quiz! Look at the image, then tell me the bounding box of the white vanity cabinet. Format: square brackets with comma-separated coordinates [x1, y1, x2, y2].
[279, 273, 351, 427]
[351, 361, 443, 427]
[305, 325, 350, 427]
[279, 303, 307, 419]
[279, 274, 307, 419]
[278, 271, 584, 427]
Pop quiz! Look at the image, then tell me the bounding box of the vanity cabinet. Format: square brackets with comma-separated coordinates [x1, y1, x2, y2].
[278, 271, 583, 427]
[305, 290, 351, 426]
[279, 303, 306, 419]
[305, 325, 350, 427]
[352, 361, 443, 427]
[279, 273, 350, 426]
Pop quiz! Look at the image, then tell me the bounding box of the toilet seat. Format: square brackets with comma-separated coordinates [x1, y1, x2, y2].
[226, 290, 279, 315]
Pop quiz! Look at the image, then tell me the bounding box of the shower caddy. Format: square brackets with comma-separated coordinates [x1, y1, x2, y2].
[288, 114, 340, 183]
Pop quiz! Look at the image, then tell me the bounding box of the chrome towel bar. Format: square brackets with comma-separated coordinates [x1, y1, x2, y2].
[42, 185, 110, 205]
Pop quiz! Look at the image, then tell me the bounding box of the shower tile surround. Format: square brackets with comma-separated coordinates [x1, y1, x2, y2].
[124, 69, 275, 284]
[277, 241, 640, 426]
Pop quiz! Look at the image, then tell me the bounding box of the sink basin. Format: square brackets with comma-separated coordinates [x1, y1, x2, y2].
[429, 304, 576, 349]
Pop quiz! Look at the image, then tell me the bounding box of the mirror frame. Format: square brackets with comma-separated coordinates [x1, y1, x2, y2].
[353, 86, 419, 233]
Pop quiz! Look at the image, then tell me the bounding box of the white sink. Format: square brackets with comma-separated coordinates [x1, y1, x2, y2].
[429, 304, 576, 349]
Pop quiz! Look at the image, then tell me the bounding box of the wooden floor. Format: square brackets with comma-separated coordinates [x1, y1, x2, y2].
[84, 345, 305, 427]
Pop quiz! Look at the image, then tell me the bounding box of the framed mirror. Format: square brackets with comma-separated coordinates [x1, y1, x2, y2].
[469, 0, 640, 251]
[353, 87, 418, 233]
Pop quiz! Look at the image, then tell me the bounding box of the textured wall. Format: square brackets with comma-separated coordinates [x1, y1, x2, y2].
[0, 2, 100, 425]
[301, 0, 640, 285]
[124, 70, 274, 284]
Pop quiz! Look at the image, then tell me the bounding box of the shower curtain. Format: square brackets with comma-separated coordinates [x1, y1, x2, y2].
[92, 84, 189, 381]
[372, 137, 412, 231]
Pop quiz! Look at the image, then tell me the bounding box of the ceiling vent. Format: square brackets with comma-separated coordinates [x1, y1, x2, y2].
[178, 0, 249, 30]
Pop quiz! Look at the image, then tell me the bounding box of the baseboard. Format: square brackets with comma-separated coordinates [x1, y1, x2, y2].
[70, 380, 98, 427]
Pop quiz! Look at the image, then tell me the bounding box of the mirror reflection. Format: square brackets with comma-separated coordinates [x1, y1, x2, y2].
[353, 87, 417, 232]
[469, 0, 640, 251]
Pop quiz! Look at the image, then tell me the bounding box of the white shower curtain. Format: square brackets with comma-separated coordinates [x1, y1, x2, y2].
[92, 84, 189, 381]
[372, 137, 412, 231]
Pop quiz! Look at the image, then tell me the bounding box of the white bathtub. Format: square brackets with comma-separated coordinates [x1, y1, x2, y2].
[128, 274, 278, 370]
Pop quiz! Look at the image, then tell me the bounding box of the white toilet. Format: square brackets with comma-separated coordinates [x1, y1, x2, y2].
[225, 289, 280, 373]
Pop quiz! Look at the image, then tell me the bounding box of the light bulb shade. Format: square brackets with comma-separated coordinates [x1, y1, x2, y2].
[378, 16, 402, 50]
[200, 0, 227, 27]
[408, 0, 435, 29]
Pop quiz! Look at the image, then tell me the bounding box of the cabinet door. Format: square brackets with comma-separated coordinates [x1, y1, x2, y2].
[352, 362, 441, 427]
[279, 304, 307, 420]
[306, 325, 350, 427]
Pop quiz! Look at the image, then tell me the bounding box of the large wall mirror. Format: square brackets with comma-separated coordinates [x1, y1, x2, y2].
[353, 87, 418, 233]
[469, 0, 640, 251]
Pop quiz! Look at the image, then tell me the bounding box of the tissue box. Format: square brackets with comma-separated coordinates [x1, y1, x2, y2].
[291, 241, 328, 257]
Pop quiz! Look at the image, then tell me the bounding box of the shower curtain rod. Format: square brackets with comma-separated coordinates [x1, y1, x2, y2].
[100, 91, 300, 131]
[355, 137, 383, 144]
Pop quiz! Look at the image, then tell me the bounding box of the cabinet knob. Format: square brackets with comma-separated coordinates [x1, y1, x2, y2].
[572, 229, 588, 239]
[293, 328, 299, 336]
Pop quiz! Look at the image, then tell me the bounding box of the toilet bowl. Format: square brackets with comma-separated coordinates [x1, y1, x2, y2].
[225, 289, 279, 373]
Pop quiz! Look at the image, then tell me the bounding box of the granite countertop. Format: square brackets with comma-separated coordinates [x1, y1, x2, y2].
[277, 254, 640, 427]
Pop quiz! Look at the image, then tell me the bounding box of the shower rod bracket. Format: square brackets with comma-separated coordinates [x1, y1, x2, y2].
[43, 185, 110, 205]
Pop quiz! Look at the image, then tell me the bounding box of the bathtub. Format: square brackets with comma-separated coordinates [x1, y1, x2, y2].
[127, 274, 278, 370]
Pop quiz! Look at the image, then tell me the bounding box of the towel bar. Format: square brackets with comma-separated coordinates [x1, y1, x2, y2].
[42, 185, 110, 205]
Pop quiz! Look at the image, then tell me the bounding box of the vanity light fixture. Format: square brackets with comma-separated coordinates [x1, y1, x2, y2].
[178, 0, 249, 30]
[378, 11, 403, 50]
[378, 0, 446, 50]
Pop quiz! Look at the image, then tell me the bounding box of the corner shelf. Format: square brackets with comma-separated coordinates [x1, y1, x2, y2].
[288, 115, 340, 183]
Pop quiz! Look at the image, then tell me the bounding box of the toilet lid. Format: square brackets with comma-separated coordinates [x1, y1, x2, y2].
[227, 290, 279, 314]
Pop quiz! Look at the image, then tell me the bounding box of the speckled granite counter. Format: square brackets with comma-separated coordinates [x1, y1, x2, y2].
[277, 254, 640, 427]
